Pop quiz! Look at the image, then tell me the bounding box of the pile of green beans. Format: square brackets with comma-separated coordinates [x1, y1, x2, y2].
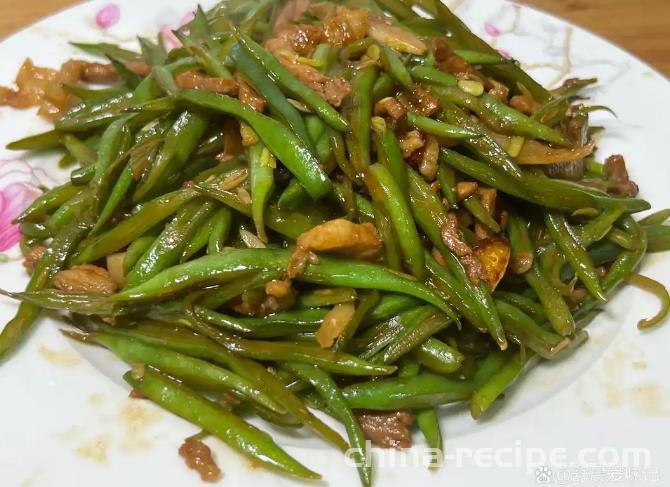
[1, 0, 668, 484]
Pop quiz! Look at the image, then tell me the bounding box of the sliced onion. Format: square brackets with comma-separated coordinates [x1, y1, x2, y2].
[315, 303, 356, 348]
[491, 133, 595, 165]
[106, 252, 127, 288]
[627, 273, 669, 329]
[368, 19, 427, 55]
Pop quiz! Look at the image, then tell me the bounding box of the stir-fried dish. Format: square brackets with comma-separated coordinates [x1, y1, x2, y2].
[1, 0, 669, 484]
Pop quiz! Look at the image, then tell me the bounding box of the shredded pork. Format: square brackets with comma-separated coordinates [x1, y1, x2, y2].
[0, 58, 147, 120]
[52, 265, 117, 295]
[356, 410, 414, 449]
[22, 245, 46, 273]
[440, 212, 487, 283]
[236, 72, 266, 112]
[374, 97, 406, 120]
[175, 70, 238, 95]
[603, 154, 639, 197]
[178, 439, 221, 483]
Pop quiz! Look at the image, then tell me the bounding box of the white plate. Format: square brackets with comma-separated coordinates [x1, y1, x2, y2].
[0, 1, 668, 486]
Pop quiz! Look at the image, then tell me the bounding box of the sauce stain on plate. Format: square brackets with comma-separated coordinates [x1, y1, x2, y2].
[38, 346, 81, 367]
[630, 383, 669, 417]
[88, 393, 106, 406]
[119, 399, 161, 452]
[75, 434, 111, 464]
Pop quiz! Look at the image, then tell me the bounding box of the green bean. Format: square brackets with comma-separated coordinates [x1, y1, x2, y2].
[231, 44, 315, 154]
[495, 301, 569, 359]
[125, 200, 215, 288]
[6, 129, 64, 151]
[575, 206, 627, 247]
[124, 229, 160, 274]
[75, 187, 199, 264]
[0, 213, 93, 359]
[193, 306, 320, 338]
[348, 66, 378, 172]
[380, 45, 413, 89]
[439, 100, 524, 179]
[410, 65, 457, 87]
[91, 320, 349, 452]
[183, 318, 395, 377]
[640, 209, 670, 226]
[412, 339, 464, 374]
[312, 43, 335, 72]
[93, 117, 131, 179]
[1, 289, 113, 315]
[508, 214, 575, 336]
[375, 0, 418, 19]
[440, 148, 650, 214]
[194, 183, 314, 240]
[71, 41, 140, 61]
[175, 32, 231, 79]
[372, 202, 403, 271]
[91, 166, 135, 235]
[343, 374, 473, 409]
[91, 332, 282, 412]
[607, 227, 640, 250]
[283, 362, 371, 487]
[237, 308, 328, 329]
[545, 212, 606, 302]
[437, 162, 458, 209]
[235, 32, 348, 131]
[368, 163, 425, 278]
[365, 294, 423, 325]
[432, 1, 551, 102]
[439, 87, 568, 145]
[358, 307, 430, 359]
[372, 72, 394, 102]
[453, 49, 504, 64]
[493, 291, 546, 323]
[463, 195, 501, 232]
[62, 134, 97, 166]
[376, 309, 461, 372]
[180, 90, 332, 199]
[277, 179, 310, 211]
[55, 93, 133, 132]
[644, 224, 670, 253]
[425, 252, 486, 332]
[627, 274, 670, 329]
[533, 80, 597, 127]
[471, 350, 534, 419]
[138, 36, 167, 66]
[416, 406, 442, 468]
[406, 111, 479, 139]
[371, 116, 408, 198]
[16, 183, 80, 223]
[112, 249, 456, 319]
[248, 143, 275, 242]
[407, 170, 506, 345]
[20, 222, 51, 239]
[209, 211, 234, 255]
[123, 367, 320, 479]
[332, 123, 359, 176]
[181, 208, 224, 262]
[70, 165, 96, 186]
[334, 291, 380, 352]
[297, 288, 358, 309]
[134, 111, 208, 201]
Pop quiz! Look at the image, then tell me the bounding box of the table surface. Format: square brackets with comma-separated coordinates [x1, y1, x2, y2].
[0, 0, 668, 77]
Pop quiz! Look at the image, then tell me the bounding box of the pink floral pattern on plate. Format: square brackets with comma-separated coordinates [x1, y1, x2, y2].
[95, 4, 121, 29]
[0, 159, 52, 252]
